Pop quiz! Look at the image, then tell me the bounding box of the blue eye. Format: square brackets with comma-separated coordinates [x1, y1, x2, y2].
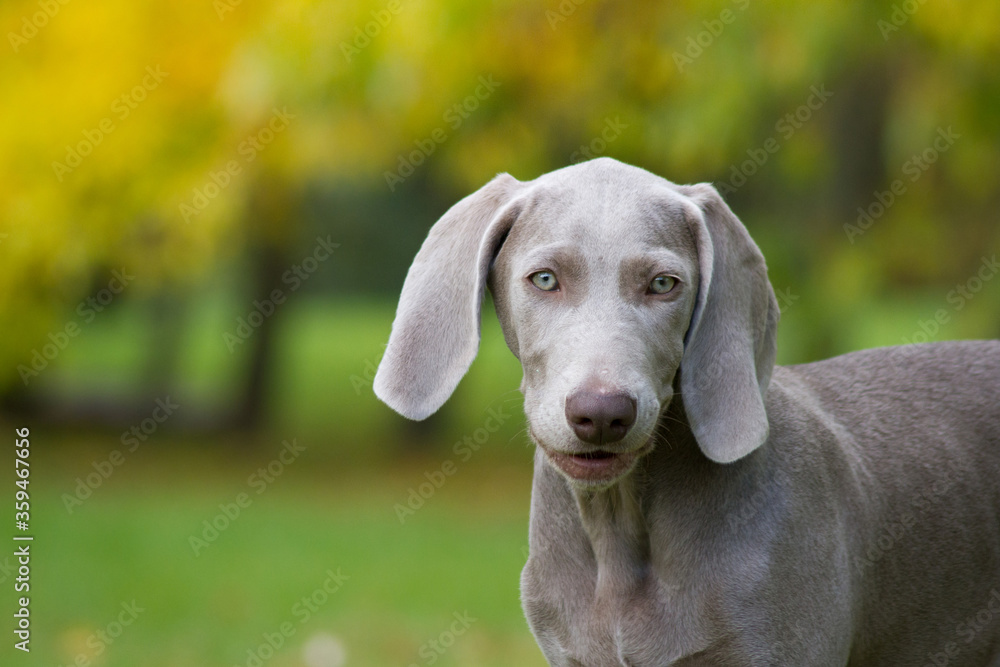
[648, 274, 677, 294]
[529, 271, 559, 292]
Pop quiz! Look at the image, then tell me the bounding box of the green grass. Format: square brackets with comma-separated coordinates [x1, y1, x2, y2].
[3, 437, 546, 667]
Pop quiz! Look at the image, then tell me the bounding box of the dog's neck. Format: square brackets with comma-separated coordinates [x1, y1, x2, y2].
[557, 398, 772, 597]
[573, 471, 651, 600]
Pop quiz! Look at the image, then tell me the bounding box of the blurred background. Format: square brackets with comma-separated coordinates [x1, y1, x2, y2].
[1, 0, 998, 664]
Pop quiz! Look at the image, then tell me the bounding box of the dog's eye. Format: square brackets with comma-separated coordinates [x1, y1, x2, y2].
[529, 271, 560, 292]
[648, 274, 677, 294]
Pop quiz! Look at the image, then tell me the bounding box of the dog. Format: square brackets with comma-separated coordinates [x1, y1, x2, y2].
[374, 158, 1000, 665]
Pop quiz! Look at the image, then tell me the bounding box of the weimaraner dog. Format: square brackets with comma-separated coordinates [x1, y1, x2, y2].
[374, 158, 1000, 665]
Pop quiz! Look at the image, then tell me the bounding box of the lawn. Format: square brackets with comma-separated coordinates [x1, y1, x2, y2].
[3, 436, 546, 667]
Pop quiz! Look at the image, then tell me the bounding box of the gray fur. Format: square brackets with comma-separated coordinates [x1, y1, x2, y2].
[375, 158, 1000, 665]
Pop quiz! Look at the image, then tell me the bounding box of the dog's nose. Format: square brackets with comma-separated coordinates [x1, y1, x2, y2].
[565, 390, 637, 445]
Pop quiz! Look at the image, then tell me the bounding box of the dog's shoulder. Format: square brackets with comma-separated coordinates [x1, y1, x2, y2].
[768, 340, 1000, 447]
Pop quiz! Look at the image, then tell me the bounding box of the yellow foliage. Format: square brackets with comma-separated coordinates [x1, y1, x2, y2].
[1, 0, 998, 387]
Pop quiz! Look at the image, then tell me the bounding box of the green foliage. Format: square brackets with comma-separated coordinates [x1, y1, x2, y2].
[1, 0, 998, 412]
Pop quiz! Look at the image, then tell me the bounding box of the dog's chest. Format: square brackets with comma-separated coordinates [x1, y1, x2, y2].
[521, 562, 730, 666]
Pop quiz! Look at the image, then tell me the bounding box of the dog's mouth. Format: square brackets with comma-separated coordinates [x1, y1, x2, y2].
[543, 445, 648, 484]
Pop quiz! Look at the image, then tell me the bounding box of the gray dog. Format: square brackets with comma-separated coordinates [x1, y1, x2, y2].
[374, 158, 1000, 666]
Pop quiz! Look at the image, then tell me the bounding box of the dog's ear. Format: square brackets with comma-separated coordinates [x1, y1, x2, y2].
[676, 184, 779, 463]
[374, 173, 526, 420]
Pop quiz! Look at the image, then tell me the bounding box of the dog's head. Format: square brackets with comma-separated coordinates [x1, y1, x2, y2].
[375, 158, 778, 487]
